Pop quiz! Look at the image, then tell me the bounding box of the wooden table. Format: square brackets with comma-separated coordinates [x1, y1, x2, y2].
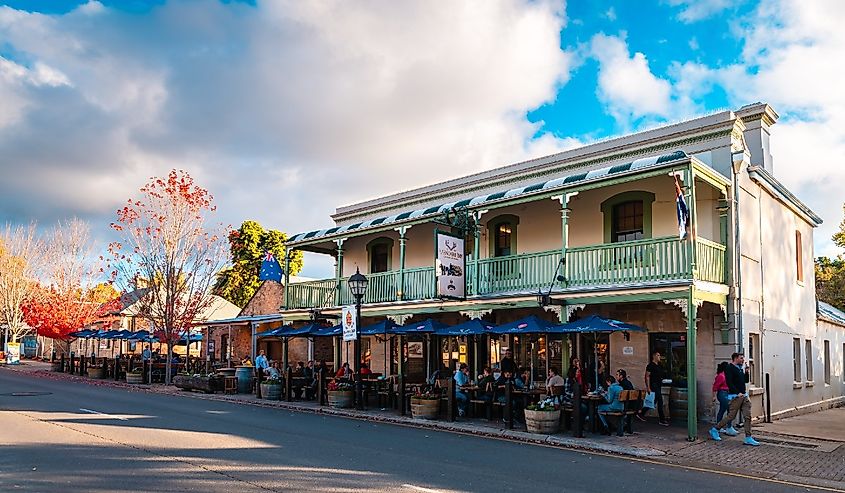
[584, 394, 606, 433]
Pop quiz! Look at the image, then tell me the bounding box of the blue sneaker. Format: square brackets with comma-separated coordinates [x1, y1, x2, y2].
[722, 427, 739, 436]
[744, 436, 760, 446]
[709, 427, 722, 441]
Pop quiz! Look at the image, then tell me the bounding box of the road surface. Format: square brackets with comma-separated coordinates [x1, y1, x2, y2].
[0, 368, 817, 492]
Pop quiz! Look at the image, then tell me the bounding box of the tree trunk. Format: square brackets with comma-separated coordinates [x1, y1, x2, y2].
[165, 343, 173, 385]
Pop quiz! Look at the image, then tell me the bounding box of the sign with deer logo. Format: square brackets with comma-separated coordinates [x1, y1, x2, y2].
[435, 231, 465, 299]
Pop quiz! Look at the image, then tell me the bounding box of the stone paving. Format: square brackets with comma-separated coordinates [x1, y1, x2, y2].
[5, 361, 844, 490]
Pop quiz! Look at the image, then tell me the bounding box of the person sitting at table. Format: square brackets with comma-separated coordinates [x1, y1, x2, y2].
[616, 369, 634, 390]
[597, 375, 624, 434]
[316, 360, 330, 376]
[494, 369, 524, 423]
[336, 362, 351, 378]
[454, 363, 470, 417]
[567, 356, 588, 393]
[241, 355, 253, 367]
[477, 367, 495, 402]
[359, 363, 372, 376]
[546, 367, 565, 403]
[265, 361, 281, 379]
[518, 367, 531, 389]
[305, 361, 317, 400]
[142, 347, 151, 361]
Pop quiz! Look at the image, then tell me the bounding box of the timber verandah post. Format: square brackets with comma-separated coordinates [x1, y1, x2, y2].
[283, 252, 291, 310]
[335, 239, 345, 306]
[396, 227, 409, 300]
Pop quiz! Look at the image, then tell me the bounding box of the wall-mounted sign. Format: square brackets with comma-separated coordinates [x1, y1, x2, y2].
[342, 305, 358, 342]
[435, 231, 465, 299]
[623, 346, 634, 355]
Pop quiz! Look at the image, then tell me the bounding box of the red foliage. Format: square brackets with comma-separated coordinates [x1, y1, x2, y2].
[21, 291, 99, 342]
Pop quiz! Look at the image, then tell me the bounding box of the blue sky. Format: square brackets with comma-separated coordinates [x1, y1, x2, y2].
[1, 0, 843, 278]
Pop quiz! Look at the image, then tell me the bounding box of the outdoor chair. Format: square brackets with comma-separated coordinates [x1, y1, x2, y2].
[469, 382, 494, 420]
[598, 390, 642, 436]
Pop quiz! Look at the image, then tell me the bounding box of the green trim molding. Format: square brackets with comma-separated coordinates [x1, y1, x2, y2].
[600, 191, 655, 243]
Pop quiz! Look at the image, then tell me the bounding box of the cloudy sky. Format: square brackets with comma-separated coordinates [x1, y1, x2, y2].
[1, 0, 843, 278]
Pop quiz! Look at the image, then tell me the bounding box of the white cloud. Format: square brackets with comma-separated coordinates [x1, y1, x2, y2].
[665, 0, 734, 23]
[604, 7, 617, 22]
[679, 0, 845, 257]
[0, 1, 575, 278]
[590, 33, 672, 126]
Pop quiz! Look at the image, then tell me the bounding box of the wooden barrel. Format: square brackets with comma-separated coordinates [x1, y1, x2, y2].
[411, 397, 440, 419]
[235, 366, 253, 394]
[524, 409, 560, 434]
[670, 387, 688, 420]
[328, 390, 355, 408]
[261, 383, 282, 400]
[126, 373, 144, 384]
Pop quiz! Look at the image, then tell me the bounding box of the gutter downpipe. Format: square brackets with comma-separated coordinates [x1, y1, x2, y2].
[731, 150, 748, 354]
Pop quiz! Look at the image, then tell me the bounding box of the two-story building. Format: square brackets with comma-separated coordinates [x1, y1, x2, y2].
[279, 102, 845, 439]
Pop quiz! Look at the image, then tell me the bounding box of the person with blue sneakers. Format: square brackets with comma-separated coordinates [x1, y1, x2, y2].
[709, 353, 759, 446]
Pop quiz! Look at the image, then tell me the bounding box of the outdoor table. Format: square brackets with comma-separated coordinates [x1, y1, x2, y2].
[512, 388, 544, 410]
[584, 393, 605, 433]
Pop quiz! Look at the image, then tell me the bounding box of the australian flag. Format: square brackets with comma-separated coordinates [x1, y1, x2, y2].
[259, 252, 283, 282]
[675, 175, 690, 240]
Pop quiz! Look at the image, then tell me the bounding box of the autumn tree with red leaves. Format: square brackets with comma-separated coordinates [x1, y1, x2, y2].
[107, 170, 226, 384]
[21, 219, 114, 356]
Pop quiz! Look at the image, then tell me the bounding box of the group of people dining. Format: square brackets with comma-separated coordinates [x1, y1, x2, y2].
[253, 349, 333, 400]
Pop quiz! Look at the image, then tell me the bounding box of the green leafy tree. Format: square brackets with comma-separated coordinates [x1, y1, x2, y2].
[816, 204, 845, 311]
[214, 220, 303, 307]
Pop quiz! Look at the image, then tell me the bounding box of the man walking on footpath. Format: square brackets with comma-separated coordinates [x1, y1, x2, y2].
[637, 351, 669, 426]
[709, 352, 760, 446]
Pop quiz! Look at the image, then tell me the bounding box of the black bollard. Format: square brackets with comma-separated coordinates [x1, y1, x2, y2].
[284, 370, 293, 402]
[60, 353, 66, 372]
[317, 370, 326, 406]
[573, 381, 583, 438]
[69, 353, 76, 375]
[114, 357, 120, 381]
[255, 367, 263, 399]
[398, 374, 406, 416]
[80, 355, 87, 376]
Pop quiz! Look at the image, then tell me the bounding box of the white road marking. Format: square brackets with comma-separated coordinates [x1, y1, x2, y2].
[402, 484, 442, 493]
[79, 408, 128, 421]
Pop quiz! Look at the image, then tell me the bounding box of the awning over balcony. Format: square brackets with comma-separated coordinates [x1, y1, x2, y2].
[290, 151, 689, 244]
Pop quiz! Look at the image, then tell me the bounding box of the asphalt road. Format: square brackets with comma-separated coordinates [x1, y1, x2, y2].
[0, 369, 814, 492]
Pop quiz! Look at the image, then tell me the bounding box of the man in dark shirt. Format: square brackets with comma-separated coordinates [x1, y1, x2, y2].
[710, 353, 759, 446]
[637, 351, 669, 425]
[500, 349, 515, 374]
[616, 369, 634, 390]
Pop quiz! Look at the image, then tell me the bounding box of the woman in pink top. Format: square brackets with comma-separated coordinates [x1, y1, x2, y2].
[712, 362, 730, 424]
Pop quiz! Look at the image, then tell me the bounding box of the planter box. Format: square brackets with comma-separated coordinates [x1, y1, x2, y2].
[524, 409, 560, 434]
[327, 390, 355, 408]
[173, 375, 216, 393]
[87, 367, 105, 379]
[260, 383, 282, 400]
[410, 397, 440, 420]
[126, 373, 144, 384]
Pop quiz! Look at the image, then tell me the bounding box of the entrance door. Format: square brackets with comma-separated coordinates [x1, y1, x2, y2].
[220, 335, 228, 365]
[649, 333, 687, 387]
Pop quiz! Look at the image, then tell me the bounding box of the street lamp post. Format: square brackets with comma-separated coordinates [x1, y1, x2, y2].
[348, 268, 368, 411]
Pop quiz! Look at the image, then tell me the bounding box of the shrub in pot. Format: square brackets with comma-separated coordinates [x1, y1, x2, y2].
[260, 377, 283, 400]
[410, 390, 440, 420]
[327, 380, 355, 408]
[524, 398, 560, 434]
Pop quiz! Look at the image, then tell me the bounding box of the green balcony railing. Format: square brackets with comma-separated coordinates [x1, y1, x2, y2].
[566, 236, 691, 287]
[284, 236, 726, 309]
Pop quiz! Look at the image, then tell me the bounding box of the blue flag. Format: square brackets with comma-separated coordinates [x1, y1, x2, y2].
[259, 252, 283, 282]
[675, 176, 690, 240]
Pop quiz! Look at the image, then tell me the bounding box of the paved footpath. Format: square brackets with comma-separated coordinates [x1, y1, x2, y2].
[4, 362, 844, 491]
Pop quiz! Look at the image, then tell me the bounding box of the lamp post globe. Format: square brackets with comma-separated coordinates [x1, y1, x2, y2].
[348, 268, 368, 300]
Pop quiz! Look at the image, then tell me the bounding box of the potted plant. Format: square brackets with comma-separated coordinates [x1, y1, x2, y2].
[87, 363, 105, 379]
[410, 389, 440, 420]
[524, 398, 560, 434]
[327, 380, 355, 408]
[126, 369, 144, 384]
[260, 377, 283, 400]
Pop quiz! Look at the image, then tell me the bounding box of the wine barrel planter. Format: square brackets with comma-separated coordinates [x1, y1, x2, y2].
[126, 373, 144, 384]
[261, 383, 282, 400]
[87, 367, 105, 379]
[327, 390, 355, 408]
[410, 397, 440, 420]
[524, 409, 560, 434]
[670, 387, 688, 421]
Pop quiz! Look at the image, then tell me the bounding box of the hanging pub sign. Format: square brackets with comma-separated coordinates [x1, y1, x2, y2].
[435, 230, 466, 300]
[342, 305, 357, 342]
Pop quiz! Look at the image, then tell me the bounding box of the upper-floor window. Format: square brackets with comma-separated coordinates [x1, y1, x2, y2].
[367, 237, 393, 273]
[612, 201, 644, 242]
[795, 230, 804, 282]
[487, 215, 519, 258]
[600, 191, 655, 243]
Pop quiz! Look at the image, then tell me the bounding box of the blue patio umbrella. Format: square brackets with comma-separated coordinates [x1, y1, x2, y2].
[359, 319, 399, 336]
[309, 324, 342, 337]
[256, 325, 293, 338]
[560, 315, 646, 390]
[435, 318, 495, 336]
[491, 315, 568, 335]
[395, 318, 449, 335]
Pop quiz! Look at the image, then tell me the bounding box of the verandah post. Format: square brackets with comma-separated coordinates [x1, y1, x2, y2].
[686, 288, 698, 441]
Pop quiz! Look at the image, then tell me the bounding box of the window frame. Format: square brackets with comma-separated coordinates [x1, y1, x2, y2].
[748, 333, 761, 387]
[486, 214, 520, 258]
[600, 191, 655, 243]
[366, 237, 394, 274]
[793, 338, 802, 383]
[805, 339, 814, 383]
[823, 340, 831, 385]
[796, 230, 804, 283]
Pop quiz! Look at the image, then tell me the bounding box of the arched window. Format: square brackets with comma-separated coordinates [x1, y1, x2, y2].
[366, 237, 394, 273]
[600, 191, 655, 243]
[487, 215, 519, 257]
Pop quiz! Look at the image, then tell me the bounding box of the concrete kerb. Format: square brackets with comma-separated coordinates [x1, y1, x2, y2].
[3, 364, 666, 458]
